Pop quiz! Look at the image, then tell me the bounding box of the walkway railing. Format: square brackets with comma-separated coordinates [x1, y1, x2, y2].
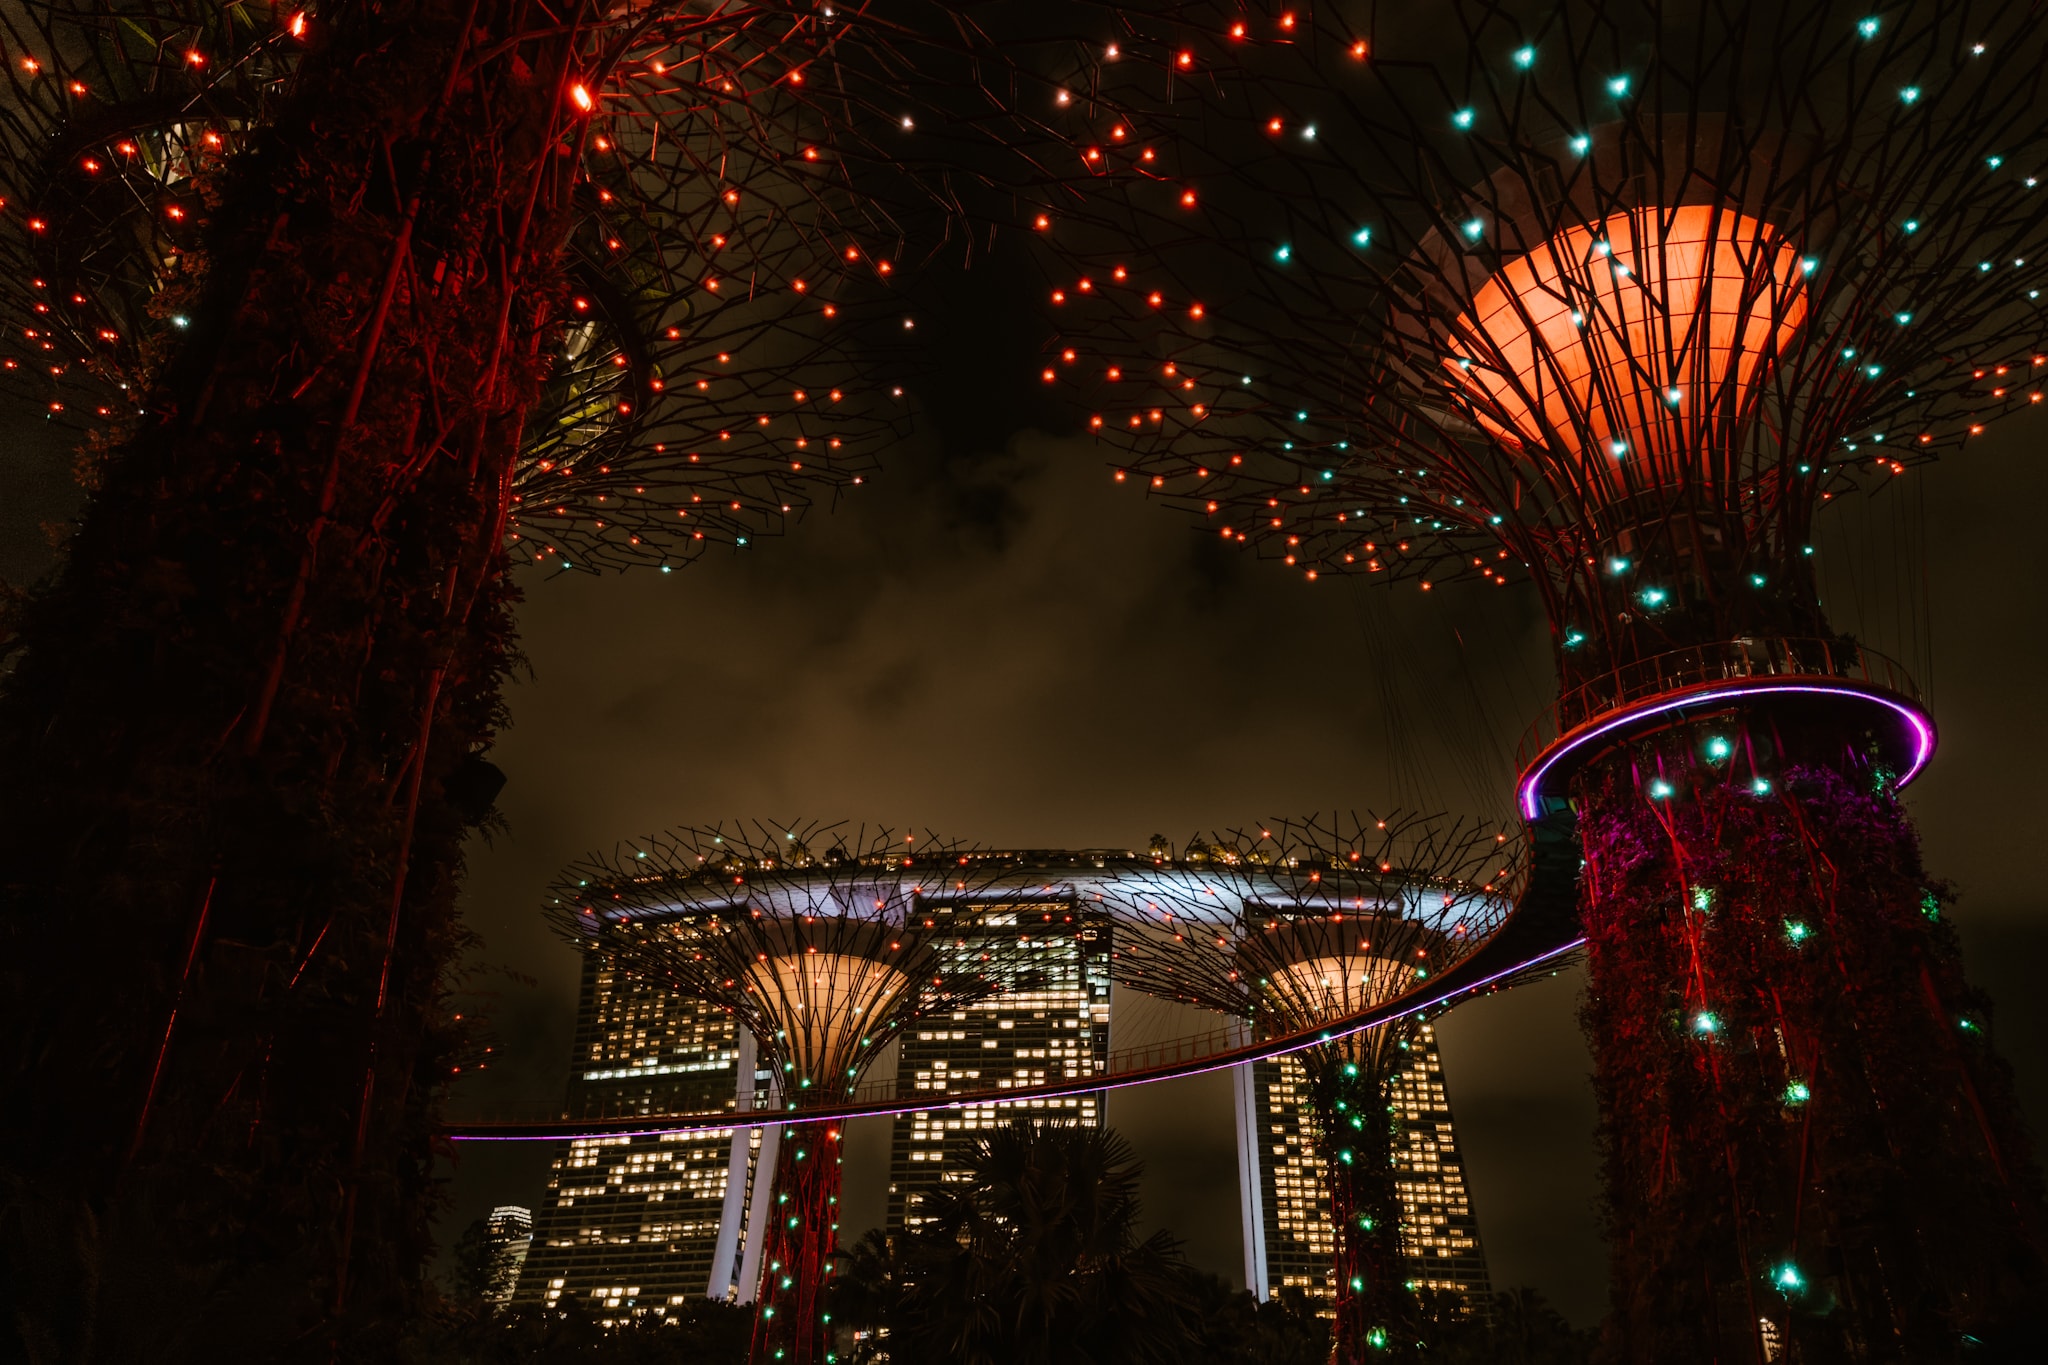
[1517, 637, 1921, 772]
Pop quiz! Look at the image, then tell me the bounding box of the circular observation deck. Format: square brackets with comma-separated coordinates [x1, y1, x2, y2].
[1515, 637, 1936, 820]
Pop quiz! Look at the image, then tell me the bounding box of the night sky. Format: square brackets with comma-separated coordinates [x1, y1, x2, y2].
[3, 267, 2044, 1330]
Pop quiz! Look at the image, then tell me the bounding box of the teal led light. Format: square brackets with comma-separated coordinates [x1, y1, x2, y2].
[1775, 1263, 1805, 1291]
[1693, 1011, 1721, 1035]
[1462, 217, 1484, 239]
[1750, 573, 1767, 587]
[1896, 311, 1913, 324]
[1353, 227, 1372, 246]
[1565, 630, 1586, 647]
[1453, 108, 1475, 129]
[1608, 556, 1630, 574]
[1275, 244, 1291, 262]
[1640, 586, 1667, 607]
[1705, 736, 1732, 760]
[1570, 134, 1590, 154]
[1752, 777, 1773, 796]
[1320, 470, 1334, 480]
[1784, 1081, 1811, 1104]
[1785, 920, 1809, 943]
[1900, 86, 1919, 104]
[1608, 75, 1630, 96]
[1649, 778, 1675, 800]
[1857, 16, 1879, 38]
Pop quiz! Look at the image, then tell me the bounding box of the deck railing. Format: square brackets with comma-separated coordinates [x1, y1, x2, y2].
[1516, 637, 1921, 773]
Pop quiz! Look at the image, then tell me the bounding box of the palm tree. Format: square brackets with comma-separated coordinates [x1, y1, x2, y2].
[891, 1122, 1197, 1365]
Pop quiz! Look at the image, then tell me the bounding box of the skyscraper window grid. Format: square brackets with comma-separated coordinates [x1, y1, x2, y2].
[512, 952, 758, 1318]
[887, 899, 1112, 1231]
[1244, 1023, 1490, 1313]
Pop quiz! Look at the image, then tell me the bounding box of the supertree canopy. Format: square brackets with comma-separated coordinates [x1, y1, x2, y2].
[549, 819, 1063, 1365]
[1026, 1, 2048, 1358]
[0, 2, 1084, 1356]
[1096, 812, 1516, 1362]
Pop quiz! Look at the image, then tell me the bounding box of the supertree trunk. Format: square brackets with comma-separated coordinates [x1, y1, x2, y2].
[1299, 1033, 1417, 1364]
[1577, 718, 2048, 1364]
[0, 4, 577, 1357]
[750, 1121, 844, 1365]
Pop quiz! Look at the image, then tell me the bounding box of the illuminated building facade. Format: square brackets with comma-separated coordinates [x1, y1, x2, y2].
[886, 887, 1113, 1230]
[482, 1205, 534, 1306]
[511, 951, 776, 1318]
[1235, 1022, 1491, 1312]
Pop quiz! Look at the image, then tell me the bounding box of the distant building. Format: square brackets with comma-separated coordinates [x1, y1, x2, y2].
[510, 952, 774, 1320]
[510, 851, 1494, 1323]
[482, 1205, 534, 1306]
[1235, 1020, 1493, 1314]
[886, 882, 1113, 1231]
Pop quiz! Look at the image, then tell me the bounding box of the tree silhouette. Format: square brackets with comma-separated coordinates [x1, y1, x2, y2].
[890, 1122, 1197, 1365]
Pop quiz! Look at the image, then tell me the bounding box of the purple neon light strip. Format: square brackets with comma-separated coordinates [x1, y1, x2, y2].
[445, 937, 1587, 1142]
[1518, 681, 1937, 820]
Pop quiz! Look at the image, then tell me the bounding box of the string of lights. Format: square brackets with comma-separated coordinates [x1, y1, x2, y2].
[1094, 811, 1517, 1361]
[1022, 2, 2048, 1357]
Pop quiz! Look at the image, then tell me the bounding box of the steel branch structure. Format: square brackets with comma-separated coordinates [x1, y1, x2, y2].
[1025, 2, 2048, 1359]
[1097, 812, 1516, 1362]
[0, 1, 978, 570]
[548, 820, 1075, 1365]
[0, 4, 1103, 1355]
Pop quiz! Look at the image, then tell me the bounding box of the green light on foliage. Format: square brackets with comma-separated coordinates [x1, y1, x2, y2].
[1693, 1012, 1721, 1035]
[1368, 1328, 1389, 1350]
[1785, 920, 1809, 944]
[1785, 1081, 1811, 1104]
[1775, 1263, 1805, 1292]
[1692, 887, 1715, 913]
[1921, 892, 1941, 922]
[1351, 1276, 1366, 1291]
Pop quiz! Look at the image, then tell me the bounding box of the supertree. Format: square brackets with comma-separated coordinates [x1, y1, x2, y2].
[548, 819, 1063, 1365]
[1093, 811, 1516, 1362]
[1024, 3, 2048, 1358]
[0, 2, 1073, 1355]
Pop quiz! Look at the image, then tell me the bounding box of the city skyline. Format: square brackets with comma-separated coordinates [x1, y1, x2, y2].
[495, 849, 1545, 1324]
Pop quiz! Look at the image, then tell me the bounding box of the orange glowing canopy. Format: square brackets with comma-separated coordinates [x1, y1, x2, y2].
[1446, 205, 1808, 492]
